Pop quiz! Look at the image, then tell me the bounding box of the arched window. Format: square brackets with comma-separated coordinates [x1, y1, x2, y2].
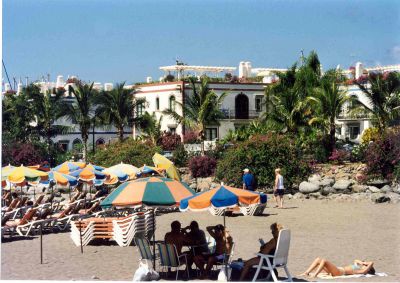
[72, 138, 82, 151]
[235, 93, 249, 119]
[96, 138, 105, 147]
[169, 96, 176, 111]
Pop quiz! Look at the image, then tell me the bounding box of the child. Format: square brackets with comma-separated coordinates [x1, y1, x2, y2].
[273, 168, 285, 208]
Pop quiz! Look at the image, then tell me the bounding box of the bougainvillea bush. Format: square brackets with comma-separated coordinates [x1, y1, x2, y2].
[2, 142, 47, 166]
[157, 132, 181, 151]
[365, 127, 400, 179]
[188, 155, 217, 178]
[215, 133, 310, 188]
[328, 149, 350, 164]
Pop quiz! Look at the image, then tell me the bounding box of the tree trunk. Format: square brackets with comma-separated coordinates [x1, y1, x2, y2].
[329, 119, 336, 154]
[118, 126, 124, 142]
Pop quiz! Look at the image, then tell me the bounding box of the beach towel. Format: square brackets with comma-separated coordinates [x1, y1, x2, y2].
[317, 272, 387, 279]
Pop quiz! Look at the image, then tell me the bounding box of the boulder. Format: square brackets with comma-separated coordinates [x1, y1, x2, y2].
[333, 180, 352, 191]
[352, 184, 368, 193]
[370, 193, 390, 203]
[181, 174, 192, 184]
[292, 192, 305, 200]
[308, 174, 321, 184]
[367, 179, 390, 188]
[393, 184, 400, 194]
[197, 178, 212, 191]
[321, 187, 335, 196]
[286, 194, 293, 200]
[368, 186, 381, 193]
[351, 193, 369, 202]
[380, 185, 392, 193]
[320, 178, 335, 187]
[386, 192, 400, 204]
[299, 182, 320, 193]
[309, 192, 323, 199]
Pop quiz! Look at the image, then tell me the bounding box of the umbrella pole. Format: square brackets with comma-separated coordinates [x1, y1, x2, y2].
[69, 185, 71, 201]
[40, 222, 43, 264]
[79, 217, 83, 254]
[152, 209, 156, 269]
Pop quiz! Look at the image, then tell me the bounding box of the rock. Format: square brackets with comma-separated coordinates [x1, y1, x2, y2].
[309, 192, 323, 199]
[320, 178, 335, 187]
[370, 193, 390, 203]
[181, 174, 192, 184]
[196, 177, 213, 191]
[352, 184, 368, 193]
[351, 193, 369, 202]
[292, 192, 305, 200]
[368, 186, 381, 193]
[91, 275, 99, 280]
[386, 192, 400, 204]
[321, 187, 335, 196]
[299, 182, 320, 193]
[286, 194, 293, 199]
[380, 185, 392, 193]
[367, 179, 390, 188]
[308, 174, 321, 184]
[393, 184, 400, 194]
[333, 180, 352, 191]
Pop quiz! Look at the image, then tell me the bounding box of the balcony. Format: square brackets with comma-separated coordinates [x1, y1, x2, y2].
[337, 111, 371, 120]
[220, 108, 263, 120]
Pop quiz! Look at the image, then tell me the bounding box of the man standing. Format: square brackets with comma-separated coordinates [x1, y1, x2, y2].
[242, 168, 255, 191]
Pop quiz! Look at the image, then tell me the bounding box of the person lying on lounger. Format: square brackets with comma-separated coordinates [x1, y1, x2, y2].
[299, 258, 375, 278]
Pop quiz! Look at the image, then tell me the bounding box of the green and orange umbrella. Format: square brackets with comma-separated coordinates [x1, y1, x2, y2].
[100, 176, 195, 209]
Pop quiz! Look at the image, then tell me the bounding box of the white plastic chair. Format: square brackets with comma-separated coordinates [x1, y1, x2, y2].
[251, 229, 293, 282]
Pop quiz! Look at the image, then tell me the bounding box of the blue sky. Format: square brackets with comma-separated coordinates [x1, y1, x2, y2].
[3, 0, 400, 84]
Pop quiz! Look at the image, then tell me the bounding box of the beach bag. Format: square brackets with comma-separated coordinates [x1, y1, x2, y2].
[133, 260, 160, 281]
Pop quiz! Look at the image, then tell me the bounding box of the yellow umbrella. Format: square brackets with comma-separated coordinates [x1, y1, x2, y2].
[152, 153, 180, 181]
[2, 165, 48, 184]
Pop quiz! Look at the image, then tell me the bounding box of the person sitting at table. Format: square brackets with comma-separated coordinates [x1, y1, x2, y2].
[239, 222, 283, 281]
[164, 220, 188, 255]
[194, 224, 233, 279]
[182, 221, 208, 255]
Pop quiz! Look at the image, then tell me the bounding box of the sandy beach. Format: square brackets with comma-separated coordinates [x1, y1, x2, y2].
[2, 197, 399, 282]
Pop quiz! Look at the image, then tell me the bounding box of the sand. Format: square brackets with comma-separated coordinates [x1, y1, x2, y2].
[1, 197, 400, 282]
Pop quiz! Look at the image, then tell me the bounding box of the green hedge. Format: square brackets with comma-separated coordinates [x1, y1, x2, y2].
[89, 138, 161, 167]
[215, 134, 310, 189]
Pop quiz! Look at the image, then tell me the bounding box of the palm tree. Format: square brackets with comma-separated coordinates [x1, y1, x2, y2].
[62, 82, 97, 162]
[27, 85, 69, 154]
[163, 77, 227, 154]
[94, 82, 146, 142]
[263, 51, 322, 134]
[309, 70, 353, 152]
[136, 112, 163, 145]
[354, 72, 400, 133]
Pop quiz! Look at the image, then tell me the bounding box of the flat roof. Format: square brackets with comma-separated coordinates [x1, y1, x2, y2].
[160, 65, 236, 73]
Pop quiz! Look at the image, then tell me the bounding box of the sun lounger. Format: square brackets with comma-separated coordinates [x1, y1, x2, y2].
[113, 214, 146, 246]
[2, 208, 39, 237]
[209, 207, 225, 216]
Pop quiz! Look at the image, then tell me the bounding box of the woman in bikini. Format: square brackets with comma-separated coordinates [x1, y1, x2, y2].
[299, 258, 375, 278]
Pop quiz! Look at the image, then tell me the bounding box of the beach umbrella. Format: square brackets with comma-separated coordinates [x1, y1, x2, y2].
[44, 171, 79, 187]
[69, 164, 106, 183]
[100, 176, 195, 208]
[104, 162, 139, 180]
[53, 161, 86, 174]
[136, 165, 165, 178]
[100, 176, 195, 267]
[2, 165, 49, 184]
[180, 184, 267, 273]
[152, 153, 180, 181]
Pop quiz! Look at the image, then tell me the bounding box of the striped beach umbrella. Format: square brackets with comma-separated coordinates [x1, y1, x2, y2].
[43, 170, 78, 187]
[100, 176, 195, 208]
[180, 184, 267, 211]
[53, 161, 86, 174]
[2, 165, 49, 184]
[137, 165, 164, 177]
[153, 153, 180, 181]
[104, 163, 139, 180]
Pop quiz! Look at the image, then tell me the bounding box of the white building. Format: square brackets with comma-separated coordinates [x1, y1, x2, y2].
[132, 61, 400, 144]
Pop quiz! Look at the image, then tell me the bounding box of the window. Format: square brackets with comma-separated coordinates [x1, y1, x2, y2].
[156, 97, 160, 110]
[136, 102, 144, 117]
[169, 96, 176, 111]
[72, 138, 82, 150]
[348, 124, 360, 139]
[96, 138, 105, 147]
[205, 128, 218, 141]
[168, 127, 176, 134]
[58, 140, 69, 152]
[255, 95, 263, 112]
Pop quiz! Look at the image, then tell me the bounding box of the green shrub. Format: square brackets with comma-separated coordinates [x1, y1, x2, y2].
[172, 145, 188, 167]
[89, 138, 161, 167]
[215, 133, 310, 189]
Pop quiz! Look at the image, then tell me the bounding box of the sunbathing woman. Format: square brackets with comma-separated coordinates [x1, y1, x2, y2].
[299, 258, 375, 278]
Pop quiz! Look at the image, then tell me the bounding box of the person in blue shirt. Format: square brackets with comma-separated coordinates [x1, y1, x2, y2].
[242, 168, 255, 191]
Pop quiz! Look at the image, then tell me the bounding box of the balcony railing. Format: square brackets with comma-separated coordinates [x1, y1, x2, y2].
[220, 108, 263, 120]
[337, 112, 371, 120]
